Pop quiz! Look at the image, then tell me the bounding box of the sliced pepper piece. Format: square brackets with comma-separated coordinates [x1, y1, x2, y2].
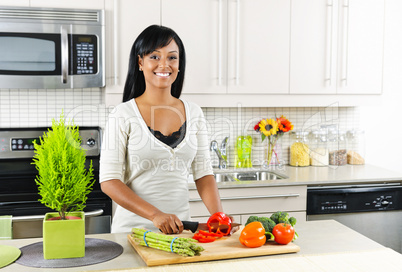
[207, 212, 232, 236]
[197, 237, 216, 243]
[239, 221, 267, 248]
[199, 229, 223, 238]
[192, 233, 204, 240]
[192, 232, 217, 243]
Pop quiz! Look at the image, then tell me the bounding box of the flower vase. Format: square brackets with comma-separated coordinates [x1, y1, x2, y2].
[263, 139, 282, 168]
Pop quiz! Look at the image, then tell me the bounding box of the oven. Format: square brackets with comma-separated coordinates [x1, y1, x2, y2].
[0, 127, 112, 239]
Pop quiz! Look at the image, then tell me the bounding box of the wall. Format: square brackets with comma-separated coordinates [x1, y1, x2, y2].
[1, 0, 398, 172]
[359, 0, 402, 173]
[0, 88, 107, 128]
[204, 106, 359, 168]
[0, 87, 360, 168]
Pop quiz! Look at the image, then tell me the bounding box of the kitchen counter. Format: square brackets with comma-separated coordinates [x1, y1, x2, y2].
[194, 164, 402, 189]
[1, 220, 402, 271]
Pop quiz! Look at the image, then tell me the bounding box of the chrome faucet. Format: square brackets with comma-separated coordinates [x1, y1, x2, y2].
[210, 137, 229, 169]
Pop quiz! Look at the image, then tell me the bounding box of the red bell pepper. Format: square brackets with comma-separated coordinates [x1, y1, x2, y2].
[207, 212, 232, 236]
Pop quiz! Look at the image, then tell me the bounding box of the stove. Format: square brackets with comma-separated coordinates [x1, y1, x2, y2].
[0, 127, 112, 239]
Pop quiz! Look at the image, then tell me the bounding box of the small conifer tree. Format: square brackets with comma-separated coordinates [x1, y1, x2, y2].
[32, 112, 94, 220]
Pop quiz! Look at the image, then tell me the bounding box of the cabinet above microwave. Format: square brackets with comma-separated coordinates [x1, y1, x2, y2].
[0, 6, 105, 89]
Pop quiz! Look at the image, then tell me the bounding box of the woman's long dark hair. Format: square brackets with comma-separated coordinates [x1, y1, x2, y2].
[122, 25, 186, 102]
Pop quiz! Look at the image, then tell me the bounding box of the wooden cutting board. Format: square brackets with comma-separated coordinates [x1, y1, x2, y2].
[127, 227, 300, 267]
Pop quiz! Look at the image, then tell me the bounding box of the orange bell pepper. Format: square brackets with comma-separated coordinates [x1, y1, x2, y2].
[239, 221, 266, 248]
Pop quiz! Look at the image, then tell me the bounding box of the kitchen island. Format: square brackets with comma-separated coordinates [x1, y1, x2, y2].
[1, 220, 402, 271]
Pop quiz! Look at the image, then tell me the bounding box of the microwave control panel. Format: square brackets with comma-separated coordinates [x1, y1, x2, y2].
[72, 34, 98, 75]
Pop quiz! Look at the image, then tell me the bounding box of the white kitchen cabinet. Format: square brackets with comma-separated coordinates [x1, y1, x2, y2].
[104, 0, 160, 93]
[189, 185, 307, 224]
[336, 0, 384, 94]
[103, 0, 385, 106]
[161, 0, 290, 94]
[160, 0, 226, 94]
[29, 0, 104, 9]
[0, 0, 29, 6]
[290, 0, 384, 95]
[0, 0, 104, 10]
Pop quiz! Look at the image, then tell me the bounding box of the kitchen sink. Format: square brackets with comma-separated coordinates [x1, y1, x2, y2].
[214, 170, 286, 182]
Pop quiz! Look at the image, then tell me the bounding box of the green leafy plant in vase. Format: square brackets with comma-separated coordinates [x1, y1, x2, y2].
[32, 112, 94, 259]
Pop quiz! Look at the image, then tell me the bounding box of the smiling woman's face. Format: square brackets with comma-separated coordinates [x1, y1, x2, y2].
[138, 40, 180, 92]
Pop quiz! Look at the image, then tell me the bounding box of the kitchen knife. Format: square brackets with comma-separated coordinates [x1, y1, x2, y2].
[182, 220, 241, 233]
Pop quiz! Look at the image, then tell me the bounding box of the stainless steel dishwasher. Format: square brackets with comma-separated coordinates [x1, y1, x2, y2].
[307, 183, 402, 253]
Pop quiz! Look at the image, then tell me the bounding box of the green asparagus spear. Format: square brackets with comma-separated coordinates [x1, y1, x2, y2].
[131, 228, 204, 257]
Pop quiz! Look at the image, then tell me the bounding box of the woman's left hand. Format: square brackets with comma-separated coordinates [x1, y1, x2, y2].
[229, 215, 240, 235]
[152, 211, 184, 234]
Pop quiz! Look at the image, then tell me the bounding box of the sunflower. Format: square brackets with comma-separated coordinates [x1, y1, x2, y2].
[277, 115, 294, 133]
[259, 118, 278, 137]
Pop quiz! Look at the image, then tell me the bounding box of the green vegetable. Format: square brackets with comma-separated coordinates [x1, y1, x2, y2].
[257, 217, 276, 233]
[270, 211, 289, 224]
[247, 212, 299, 241]
[245, 215, 276, 239]
[32, 112, 94, 220]
[289, 216, 297, 227]
[132, 228, 204, 257]
[245, 216, 259, 226]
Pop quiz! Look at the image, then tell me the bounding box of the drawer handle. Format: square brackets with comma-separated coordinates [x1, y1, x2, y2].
[189, 193, 300, 202]
[11, 209, 104, 222]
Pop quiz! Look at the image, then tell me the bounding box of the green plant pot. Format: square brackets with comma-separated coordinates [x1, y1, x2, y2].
[43, 211, 85, 259]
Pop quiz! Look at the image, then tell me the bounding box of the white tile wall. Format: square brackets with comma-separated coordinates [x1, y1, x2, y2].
[0, 89, 361, 166]
[0, 88, 108, 128]
[203, 106, 361, 167]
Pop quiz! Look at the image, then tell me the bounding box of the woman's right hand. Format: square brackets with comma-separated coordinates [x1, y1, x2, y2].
[152, 212, 184, 234]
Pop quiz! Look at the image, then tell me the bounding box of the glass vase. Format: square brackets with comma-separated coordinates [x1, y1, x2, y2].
[263, 138, 282, 168]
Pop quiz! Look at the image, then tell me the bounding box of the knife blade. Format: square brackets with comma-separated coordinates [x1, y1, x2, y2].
[182, 220, 241, 233]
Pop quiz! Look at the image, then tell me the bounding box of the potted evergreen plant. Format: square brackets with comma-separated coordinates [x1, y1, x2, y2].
[32, 113, 94, 259]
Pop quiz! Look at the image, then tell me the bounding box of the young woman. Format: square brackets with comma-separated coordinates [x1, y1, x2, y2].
[100, 25, 232, 234]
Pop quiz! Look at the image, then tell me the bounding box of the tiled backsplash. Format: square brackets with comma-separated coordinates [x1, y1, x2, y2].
[0, 89, 360, 166]
[0, 88, 107, 128]
[203, 106, 361, 167]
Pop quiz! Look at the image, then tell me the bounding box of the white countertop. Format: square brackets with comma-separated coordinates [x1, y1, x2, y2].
[2, 220, 400, 272]
[189, 164, 402, 189]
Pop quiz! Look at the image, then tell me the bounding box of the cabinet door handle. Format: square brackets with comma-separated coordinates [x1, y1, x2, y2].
[60, 26, 69, 84]
[218, 0, 223, 86]
[341, 0, 349, 87]
[325, 0, 334, 86]
[189, 193, 300, 202]
[235, 0, 240, 85]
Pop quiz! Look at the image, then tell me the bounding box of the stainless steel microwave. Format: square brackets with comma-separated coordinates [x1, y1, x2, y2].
[0, 6, 105, 89]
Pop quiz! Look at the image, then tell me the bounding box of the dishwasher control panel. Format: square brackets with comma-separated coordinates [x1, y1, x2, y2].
[307, 185, 402, 215]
